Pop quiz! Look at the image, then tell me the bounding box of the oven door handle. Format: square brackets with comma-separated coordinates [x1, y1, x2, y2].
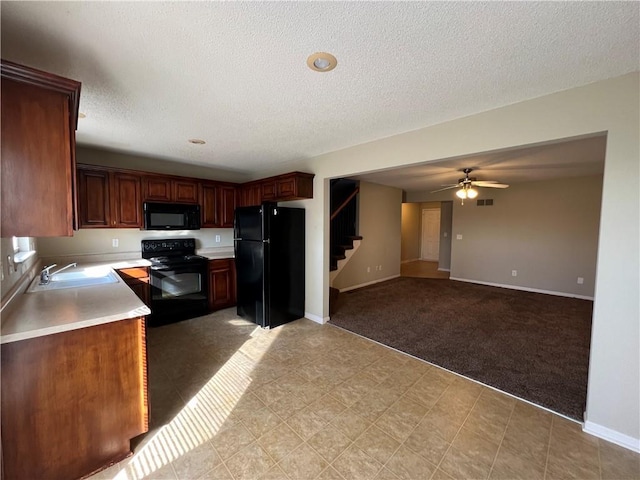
[150, 265, 171, 271]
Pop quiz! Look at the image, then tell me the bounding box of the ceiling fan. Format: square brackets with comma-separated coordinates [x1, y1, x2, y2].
[431, 168, 509, 201]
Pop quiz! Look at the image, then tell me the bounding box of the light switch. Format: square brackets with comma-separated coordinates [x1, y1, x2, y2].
[443, 232, 448, 238]
[112, 239, 119, 248]
[456, 234, 463, 240]
[577, 277, 584, 284]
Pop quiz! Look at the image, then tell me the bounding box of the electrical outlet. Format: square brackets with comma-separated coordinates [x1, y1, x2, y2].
[215, 235, 221, 243]
[577, 277, 584, 284]
[379, 265, 383, 271]
[443, 232, 448, 238]
[512, 270, 518, 277]
[367, 267, 370, 273]
[456, 234, 463, 240]
[112, 239, 119, 248]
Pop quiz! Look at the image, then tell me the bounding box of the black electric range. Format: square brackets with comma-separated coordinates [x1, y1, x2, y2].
[141, 239, 209, 326]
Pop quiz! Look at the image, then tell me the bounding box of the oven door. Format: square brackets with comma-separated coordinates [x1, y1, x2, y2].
[149, 262, 208, 324]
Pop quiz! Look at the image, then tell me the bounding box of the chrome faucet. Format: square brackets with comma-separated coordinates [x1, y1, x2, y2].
[39, 264, 56, 285]
[39, 263, 77, 285]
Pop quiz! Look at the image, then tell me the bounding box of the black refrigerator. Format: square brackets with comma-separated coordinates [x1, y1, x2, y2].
[234, 203, 305, 329]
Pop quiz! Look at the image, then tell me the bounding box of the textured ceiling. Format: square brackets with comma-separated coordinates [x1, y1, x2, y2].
[1, 2, 638, 180]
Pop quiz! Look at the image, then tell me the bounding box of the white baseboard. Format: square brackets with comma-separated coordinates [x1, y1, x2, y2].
[401, 258, 420, 264]
[305, 312, 328, 324]
[338, 274, 401, 293]
[437, 267, 451, 272]
[448, 277, 594, 301]
[583, 419, 640, 453]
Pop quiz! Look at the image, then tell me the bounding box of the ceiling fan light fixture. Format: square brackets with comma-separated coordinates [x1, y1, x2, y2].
[467, 188, 478, 199]
[456, 188, 467, 199]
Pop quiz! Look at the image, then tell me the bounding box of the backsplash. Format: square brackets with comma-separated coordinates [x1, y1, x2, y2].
[37, 228, 233, 258]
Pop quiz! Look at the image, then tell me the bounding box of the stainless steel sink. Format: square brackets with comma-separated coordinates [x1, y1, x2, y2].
[27, 268, 120, 292]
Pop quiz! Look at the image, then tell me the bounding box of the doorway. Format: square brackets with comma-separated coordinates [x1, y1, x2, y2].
[420, 208, 440, 261]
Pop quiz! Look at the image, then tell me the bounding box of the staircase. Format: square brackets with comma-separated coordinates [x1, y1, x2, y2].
[329, 179, 361, 282]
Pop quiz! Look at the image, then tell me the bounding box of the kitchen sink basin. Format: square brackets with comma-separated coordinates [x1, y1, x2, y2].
[27, 268, 120, 292]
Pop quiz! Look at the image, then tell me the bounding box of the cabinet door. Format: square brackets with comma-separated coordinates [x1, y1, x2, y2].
[261, 180, 277, 201]
[240, 183, 262, 207]
[111, 172, 142, 227]
[143, 177, 172, 202]
[217, 186, 236, 228]
[1, 77, 76, 237]
[208, 259, 236, 310]
[78, 168, 111, 227]
[200, 183, 218, 227]
[173, 179, 199, 203]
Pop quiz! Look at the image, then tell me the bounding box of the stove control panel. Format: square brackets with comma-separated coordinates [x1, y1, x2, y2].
[141, 238, 196, 258]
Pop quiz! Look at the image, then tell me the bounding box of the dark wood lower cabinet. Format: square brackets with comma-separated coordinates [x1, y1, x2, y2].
[208, 259, 236, 311]
[0, 317, 149, 480]
[117, 267, 150, 306]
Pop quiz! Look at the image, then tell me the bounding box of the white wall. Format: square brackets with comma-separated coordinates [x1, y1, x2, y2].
[410, 176, 602, 297]
[253, 73, 639, 449]
[332, 181, 402, 290]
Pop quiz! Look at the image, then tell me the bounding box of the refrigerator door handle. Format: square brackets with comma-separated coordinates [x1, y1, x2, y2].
[263, 239, 270, 244]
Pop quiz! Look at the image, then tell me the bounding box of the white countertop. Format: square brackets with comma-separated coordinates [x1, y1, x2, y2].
[197, 246, 235, 259]
[1, 248, 235, 345]
[1, 261, 151, 345]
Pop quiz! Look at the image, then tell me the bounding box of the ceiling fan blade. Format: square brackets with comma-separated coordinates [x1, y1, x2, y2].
[430, 185, 460, 193]
[477, 183, 509, 189]
[472, 180, 499, 185]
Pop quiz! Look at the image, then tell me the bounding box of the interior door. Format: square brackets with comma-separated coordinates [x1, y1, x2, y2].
[421, 208, 441, 261]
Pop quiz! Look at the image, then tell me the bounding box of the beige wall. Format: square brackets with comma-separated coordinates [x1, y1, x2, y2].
[76, 146, 248, 183]
[332, 182, 402, 290]
[441, 175, 601, 297]
[37, 228, 233, 259]
[252, 73, 639, 447]
[401, 203, 421, 262]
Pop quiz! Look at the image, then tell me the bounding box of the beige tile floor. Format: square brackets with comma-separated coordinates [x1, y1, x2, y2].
[91, 309, 639, 480]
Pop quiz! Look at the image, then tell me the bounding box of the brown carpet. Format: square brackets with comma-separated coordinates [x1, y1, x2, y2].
[330, 277, 593, 420]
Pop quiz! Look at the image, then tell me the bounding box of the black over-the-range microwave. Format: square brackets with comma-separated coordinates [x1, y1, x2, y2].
[143, 202, 201, 230]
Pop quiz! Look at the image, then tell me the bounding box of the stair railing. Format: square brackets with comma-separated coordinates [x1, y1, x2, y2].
[330, 187, 359, 221]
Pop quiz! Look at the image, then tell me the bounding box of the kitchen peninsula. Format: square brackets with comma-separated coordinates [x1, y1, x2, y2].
[1, 265, 151, 480]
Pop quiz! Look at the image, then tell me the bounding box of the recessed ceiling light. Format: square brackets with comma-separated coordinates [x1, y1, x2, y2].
[307, 52, 337, 72]
[188, 138, 206, 145]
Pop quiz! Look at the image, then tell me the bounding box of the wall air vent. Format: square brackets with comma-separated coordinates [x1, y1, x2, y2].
[476, 199, 494, 206]
[476, 199, 485, 206]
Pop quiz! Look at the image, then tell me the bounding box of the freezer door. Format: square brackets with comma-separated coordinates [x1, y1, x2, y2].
[234, 206, 264, 241]
[235, 239, 267, 327]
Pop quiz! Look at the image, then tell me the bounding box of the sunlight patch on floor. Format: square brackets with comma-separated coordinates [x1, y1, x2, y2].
[110, 322, 282, 479]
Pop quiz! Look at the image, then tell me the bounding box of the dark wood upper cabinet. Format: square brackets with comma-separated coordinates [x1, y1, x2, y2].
[200, 182, 236, 228]
[78, 168, 110, 227]
[143, 176, 199, 203]
[111, 172, 142, 227]
[173, 179, 199, 203]
[77, 165, 142, 228]
[1, 60, 81, 237]
[143, 177, 172, 202]
[239, 182, 263, 207]
[238, 172, 314, 207]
